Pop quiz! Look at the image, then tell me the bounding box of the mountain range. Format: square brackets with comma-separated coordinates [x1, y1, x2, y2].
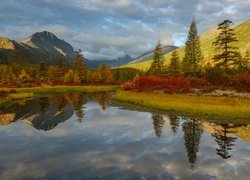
[0, 31, 178, 68]
[122, 19, 250, 71]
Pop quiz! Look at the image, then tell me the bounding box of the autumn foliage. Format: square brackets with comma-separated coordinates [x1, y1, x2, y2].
[133, 76, 192, 92]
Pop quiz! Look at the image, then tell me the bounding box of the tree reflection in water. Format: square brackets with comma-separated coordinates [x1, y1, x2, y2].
[212, 124, 237, 159]
[169, 115, 180, 136]
[151, 113, 165, 138]
[182, 119, 203, 169]
[0, 92, 113, 130]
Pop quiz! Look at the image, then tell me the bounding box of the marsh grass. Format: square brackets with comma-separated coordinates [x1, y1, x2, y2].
[115, 90, 250, 120]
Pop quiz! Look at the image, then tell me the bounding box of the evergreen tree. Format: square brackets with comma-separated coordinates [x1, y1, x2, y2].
[72, 53, 87, 83]
[168, 50, 181, 76]
[182, 119, 203, 169]
[38, 62, 46, 83]
[212, 19, 238, 70]
[182, 19, 203, 75]
[148, 42, 164, 75]
[57, 57, 68, 80]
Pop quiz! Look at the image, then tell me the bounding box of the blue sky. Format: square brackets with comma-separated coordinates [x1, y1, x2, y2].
[0, 0, 249, 60]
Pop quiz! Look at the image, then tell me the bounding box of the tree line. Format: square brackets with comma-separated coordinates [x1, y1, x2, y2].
[0, 54, 141, 86]
[148, 19, 250, 77]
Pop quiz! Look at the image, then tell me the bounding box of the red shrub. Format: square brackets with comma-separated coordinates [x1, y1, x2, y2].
[135, 76, 191, 92]
[189, 77, 209, 89]
[231, 73, 250, 92]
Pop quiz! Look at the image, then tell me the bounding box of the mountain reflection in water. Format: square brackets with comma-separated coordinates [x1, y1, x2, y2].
[0, 92, 249, 179]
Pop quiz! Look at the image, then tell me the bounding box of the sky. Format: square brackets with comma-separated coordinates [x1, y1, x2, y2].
[0, 0, 249, 60]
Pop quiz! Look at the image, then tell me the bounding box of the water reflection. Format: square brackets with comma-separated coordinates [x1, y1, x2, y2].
[0, 93, 249, 179]
[182, 119, 203, 169]
[0, 92, 112, 130]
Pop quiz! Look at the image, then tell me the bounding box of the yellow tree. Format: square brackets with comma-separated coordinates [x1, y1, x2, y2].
[18, 69, 31, 83]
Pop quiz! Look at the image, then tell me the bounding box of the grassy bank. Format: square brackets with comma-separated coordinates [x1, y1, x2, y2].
[0, 85, 119, 105]
[115, 90, 250, 120]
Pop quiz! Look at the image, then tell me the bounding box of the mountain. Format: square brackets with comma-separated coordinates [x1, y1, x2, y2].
[121, 19, 250, 71]
[90, 54, 133, 67]
[0, 31, 92, 66]
[128, 45, 178, 64]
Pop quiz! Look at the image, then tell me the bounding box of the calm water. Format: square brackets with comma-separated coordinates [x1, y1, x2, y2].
[0, 92, 249, 180]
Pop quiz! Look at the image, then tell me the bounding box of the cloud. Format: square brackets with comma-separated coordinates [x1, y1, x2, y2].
[0, 0, 249, 60]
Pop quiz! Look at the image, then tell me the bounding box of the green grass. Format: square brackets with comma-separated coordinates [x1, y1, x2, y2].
[0, 85, 119, 105]
[114, 90, 250, 120]
[122, 19, 250, 71]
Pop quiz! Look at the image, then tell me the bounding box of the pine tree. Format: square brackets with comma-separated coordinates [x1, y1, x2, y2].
[72, 53, 87, 83]
[213, 19, 238, 70]
[182, 19, 203, 75]
[148, 42, 164, 75]
[239, 50, 250, 71]
[168, 50, 180, 76]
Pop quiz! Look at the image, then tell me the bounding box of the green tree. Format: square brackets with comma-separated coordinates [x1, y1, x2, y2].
[213, 19, 238, 70]
[182, 19, 203, 75]
[148, 42, 164, 75]
[168, 50, 181, 76]
[57, 57, 68, 81]
[72, 53, 87, 83]
[38, 62, 46, 83]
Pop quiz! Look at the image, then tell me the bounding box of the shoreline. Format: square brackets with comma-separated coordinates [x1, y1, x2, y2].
[0, 85, 119, 105]
[114, 90, 250, 121]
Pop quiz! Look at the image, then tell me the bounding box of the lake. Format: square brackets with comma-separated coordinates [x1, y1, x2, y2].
[0, 92, 249, 179]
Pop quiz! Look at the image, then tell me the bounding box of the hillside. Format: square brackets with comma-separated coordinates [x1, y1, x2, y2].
[121, 19, 250, 71]
[129, 45, 178, 64]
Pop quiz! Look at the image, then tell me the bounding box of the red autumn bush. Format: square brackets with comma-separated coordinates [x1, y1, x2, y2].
[121, 81, 135, 90]
[135, 76, 191, 91]
[189, 77, 209, 89]
[231, 73, 250, 92]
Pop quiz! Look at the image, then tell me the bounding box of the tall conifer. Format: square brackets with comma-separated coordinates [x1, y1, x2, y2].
[182, 19, 203, 75]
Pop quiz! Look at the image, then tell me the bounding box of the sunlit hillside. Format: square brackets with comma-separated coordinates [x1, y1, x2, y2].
[122, 19, 250, 71]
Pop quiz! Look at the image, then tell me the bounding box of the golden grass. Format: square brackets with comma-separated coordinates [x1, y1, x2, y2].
[115, 90, 250, 120]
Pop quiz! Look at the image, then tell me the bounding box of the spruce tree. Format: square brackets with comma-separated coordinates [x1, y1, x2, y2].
[72, 53, 87, 83]
[213, 19, 238, 70]
[148, 42, 164, 75]
[182, 19, 203, 75]
[168, 50, 180, 76]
